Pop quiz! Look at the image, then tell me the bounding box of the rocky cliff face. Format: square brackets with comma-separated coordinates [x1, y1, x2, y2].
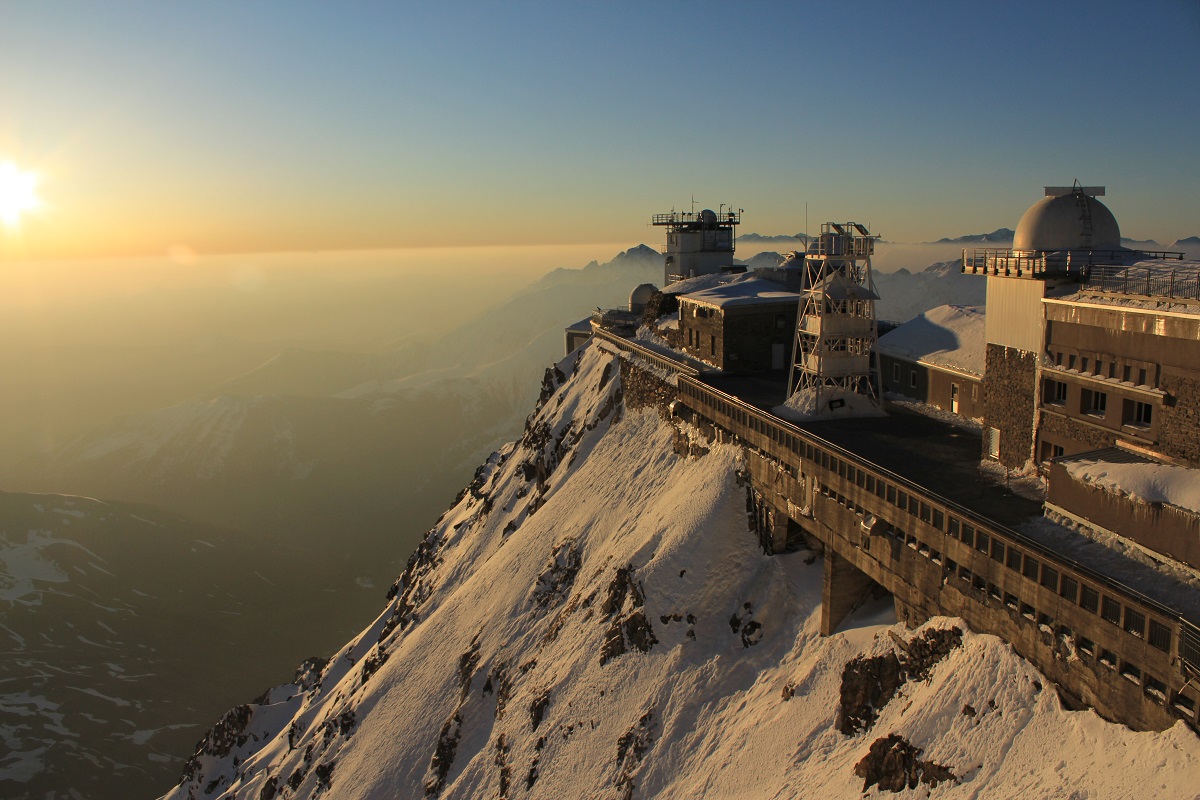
[161, 341, 1200, 800]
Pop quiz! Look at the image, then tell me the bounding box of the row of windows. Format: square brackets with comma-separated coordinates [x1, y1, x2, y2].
[1050, 349, 1153, 388]
[678, 378, 1174, 657]
[1042, 378, 1155, 427]
[938, 556, 1177, 707]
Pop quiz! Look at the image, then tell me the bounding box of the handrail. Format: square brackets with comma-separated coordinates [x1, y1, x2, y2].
[962, 248, 1186, 279]
[1085, 264, 1200, 302]
[593, 326, 701, 378]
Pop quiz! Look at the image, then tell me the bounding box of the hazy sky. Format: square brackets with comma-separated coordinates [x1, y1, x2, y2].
[1, 1, 1197, 259]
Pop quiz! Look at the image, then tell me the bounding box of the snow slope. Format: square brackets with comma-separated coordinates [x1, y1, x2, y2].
[162, 342, 1200, 800]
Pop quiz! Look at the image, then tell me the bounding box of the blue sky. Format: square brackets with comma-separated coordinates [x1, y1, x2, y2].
[1, 0, 1197, 257]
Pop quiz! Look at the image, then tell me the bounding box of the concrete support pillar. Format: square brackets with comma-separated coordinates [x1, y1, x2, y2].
[821, 549, 878, 636]
[769, 509, 788, 554]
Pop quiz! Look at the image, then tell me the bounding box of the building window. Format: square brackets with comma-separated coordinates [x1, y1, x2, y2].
[892, 363, 900, 383]
[1095, 359, 1104, 376]
[909, 369, 917, 389]
[710, 335, 716, 356]
[1138, 368, 1148, 386]
[986, 428, 1000, 460]
[1123, 399, 1153, 428]
[1123, 365, 1132, 382]
[1044, 379, 1067, 405]
[1067, 354, 1076, 370]
[1081, 388, 1107, 417]
[1080, 357, 1088, 373]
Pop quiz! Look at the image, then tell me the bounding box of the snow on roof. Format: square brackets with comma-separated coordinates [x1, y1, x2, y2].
[678, 273, 799, 309]
[874, 304, 985, 377]
[662, 271, 735, 295]
[1063, 452, 1200, 515]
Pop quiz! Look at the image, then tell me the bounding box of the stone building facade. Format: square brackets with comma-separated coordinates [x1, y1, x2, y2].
[677, 278, 799, 373]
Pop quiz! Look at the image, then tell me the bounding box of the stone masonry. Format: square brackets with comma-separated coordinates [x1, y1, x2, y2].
[982, 344, 1037, 469]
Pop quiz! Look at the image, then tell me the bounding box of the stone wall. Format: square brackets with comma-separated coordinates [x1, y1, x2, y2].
[720, 306, 796, 373]
[983, 344, 1037, 469]
[1038, 411, 1117, 456]
[1158, 372, 1200, 465]
[618, 360, 676, 411]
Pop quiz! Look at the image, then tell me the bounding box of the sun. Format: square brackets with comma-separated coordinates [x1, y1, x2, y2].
[0, 161, 41, 227]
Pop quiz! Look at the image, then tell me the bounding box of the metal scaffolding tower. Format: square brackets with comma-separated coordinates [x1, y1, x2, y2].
[786, 222, 881, 411]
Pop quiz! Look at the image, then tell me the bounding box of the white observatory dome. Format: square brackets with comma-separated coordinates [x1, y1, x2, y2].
[1013, 192, 1121, 252]
[628, 283, 658, 314]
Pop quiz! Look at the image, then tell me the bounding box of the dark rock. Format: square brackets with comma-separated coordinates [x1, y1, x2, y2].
[530, 690, 550, 731]
[424, 712, 463, 798]
[853, 733, 957, 793]
[838, 626, 963, 735]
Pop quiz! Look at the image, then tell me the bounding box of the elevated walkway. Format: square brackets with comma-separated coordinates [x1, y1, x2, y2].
[595, 325, 1200, 732]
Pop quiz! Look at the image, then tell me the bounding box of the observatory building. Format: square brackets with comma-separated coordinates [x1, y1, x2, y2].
[965, 183, 1200, 568]
[653, 207, 742, 285]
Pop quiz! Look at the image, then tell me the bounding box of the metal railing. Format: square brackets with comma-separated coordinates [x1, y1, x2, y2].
[592, 326, 701, 378]
[1085, 264, 1200, 302]
[651, 210, 740, 227]
[963, 248, 1185, 279]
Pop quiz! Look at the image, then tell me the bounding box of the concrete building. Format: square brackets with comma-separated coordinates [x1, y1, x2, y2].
[875, 304, 985, 421]
[652, 207, 742, 285]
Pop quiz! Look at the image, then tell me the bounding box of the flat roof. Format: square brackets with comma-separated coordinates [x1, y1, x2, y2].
[680, 274, 799, 309]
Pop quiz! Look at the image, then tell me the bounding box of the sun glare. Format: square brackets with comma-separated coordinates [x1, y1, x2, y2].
[0, 161, 41, 227]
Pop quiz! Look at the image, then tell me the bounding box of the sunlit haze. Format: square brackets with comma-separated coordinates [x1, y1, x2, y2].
[1, 1, 1198, 259]
[0, 161, 40, 227]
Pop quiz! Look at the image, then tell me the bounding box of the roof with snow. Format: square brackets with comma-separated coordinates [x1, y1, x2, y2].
[677, 273, 799, 310]
[874, 304, 985, 377]
[1060, 447, 1200, 516]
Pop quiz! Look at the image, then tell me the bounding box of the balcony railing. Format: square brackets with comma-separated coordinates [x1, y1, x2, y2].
[1084, 264, 1200, 302]
[962, 248, 1185, 280]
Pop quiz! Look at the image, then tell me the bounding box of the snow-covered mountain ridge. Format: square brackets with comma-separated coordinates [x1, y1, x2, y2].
[164, 342, 1200, 799]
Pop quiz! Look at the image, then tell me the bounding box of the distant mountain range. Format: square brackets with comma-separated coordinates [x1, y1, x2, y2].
[935, 228, 1014, 244]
